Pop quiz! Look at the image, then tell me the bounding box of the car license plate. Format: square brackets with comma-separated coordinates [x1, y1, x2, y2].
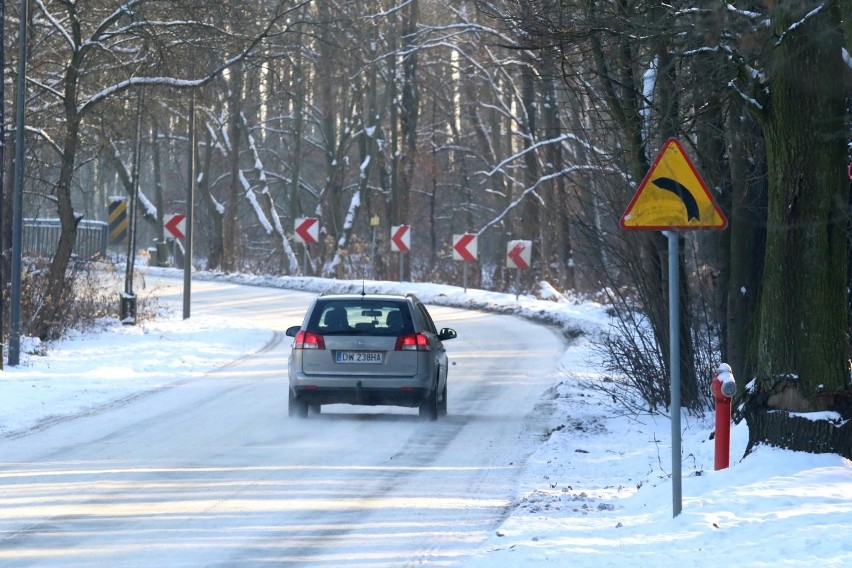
[336, 351, 383, 364]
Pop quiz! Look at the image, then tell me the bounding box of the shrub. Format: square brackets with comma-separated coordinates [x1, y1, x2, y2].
[13, 257, 158, 341]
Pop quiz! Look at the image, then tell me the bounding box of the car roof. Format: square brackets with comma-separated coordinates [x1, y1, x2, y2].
[317, 293, 420, 302]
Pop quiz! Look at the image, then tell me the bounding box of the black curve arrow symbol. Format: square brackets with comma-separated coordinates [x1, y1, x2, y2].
[651, 177, 700, 221]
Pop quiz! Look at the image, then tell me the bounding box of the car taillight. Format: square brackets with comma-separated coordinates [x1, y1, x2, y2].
[294, 331, 325, 350]
[395, 333, 430, 351]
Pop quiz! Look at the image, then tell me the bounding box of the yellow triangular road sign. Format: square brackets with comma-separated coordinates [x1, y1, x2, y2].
[621, 138, 727, 230]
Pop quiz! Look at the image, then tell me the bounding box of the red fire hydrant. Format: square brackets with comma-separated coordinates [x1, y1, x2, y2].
[711, 363, 736, 470]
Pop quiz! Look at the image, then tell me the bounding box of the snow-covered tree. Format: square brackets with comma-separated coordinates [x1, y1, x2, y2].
[14, 0, 293, 338]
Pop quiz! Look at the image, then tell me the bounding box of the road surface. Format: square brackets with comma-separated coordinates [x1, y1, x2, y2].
[0, 280, 565, 567]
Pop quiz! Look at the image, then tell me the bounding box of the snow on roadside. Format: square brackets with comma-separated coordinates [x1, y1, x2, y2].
[464, 335, 852, 567]
[0, 309, 273, 438]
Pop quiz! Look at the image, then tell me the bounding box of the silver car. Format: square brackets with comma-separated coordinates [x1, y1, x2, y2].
[286, 293, 457, 420]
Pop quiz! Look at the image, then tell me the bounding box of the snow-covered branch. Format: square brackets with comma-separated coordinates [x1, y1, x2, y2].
[776, 3, 826, 47]
[482, 134, 572, 178]
[32, 0, 76, 51]
[241, 112, 300, 273]
[25, 126, 62, 158]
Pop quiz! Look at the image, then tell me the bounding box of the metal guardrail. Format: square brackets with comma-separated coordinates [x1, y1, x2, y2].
[23, 219, 108, 260]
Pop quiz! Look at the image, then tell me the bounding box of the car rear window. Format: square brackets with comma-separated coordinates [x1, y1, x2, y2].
[306, 300, 414, 336]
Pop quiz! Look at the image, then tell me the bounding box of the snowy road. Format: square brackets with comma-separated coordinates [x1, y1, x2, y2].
[0, 281, 565, 567]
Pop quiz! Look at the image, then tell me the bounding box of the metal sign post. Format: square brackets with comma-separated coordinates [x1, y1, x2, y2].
[303, 244, 308, 275]
[8, 0, 28, 365]
[370, 215, 380, 279]
[184, 93, 195, 320]
[0, 0, 5, 369]
[667, 231, 682, 517]
[620, 138, 727, 518]
[514, 268, 520, 300]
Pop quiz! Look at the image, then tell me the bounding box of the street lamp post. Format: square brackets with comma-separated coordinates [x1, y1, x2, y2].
[183, 93, 195, 320]
[0, 0, 7, 370]
[9, 0, 29, 366]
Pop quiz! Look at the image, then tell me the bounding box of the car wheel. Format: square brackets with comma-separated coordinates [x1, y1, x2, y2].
[288, 391, 308, 418]
[438, 382, 447, 417]
[419, 380, 439, 421]
[310, 403, 322, 415]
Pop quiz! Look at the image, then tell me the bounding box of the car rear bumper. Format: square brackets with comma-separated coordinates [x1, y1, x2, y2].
[290, 385, 431, 407]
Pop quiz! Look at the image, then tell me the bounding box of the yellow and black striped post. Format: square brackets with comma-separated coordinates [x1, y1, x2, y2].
[107, 197, 128, 246]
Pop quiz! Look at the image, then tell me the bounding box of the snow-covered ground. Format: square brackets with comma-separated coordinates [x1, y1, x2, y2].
[1, 268, 850, 566]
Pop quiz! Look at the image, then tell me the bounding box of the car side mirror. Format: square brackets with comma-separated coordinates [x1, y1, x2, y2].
[438, 328, 457, 341]
[286, 326, 301, 337]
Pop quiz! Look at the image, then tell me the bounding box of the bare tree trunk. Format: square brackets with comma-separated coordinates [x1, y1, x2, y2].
[519, 59, 540, 292]
[288, 31, 305, 229]
[197, 128, 224, 271]
[222, 70, 243, 273]
[151, 119, 165, 242]
[724, 105, 766, 383]
[386, 16, 403, 280]
[397, 0, 419, 280]
[32, 34, 84, 339]
[654, 45, 700, 408]
[492, 78, 513, 289]
[540, 54, 574, 289]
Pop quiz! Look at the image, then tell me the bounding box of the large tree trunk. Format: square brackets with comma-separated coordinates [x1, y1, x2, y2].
[747, 0, 850, 450]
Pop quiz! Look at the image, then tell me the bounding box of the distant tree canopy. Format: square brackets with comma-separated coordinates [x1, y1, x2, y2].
[3, 0, 851, 455]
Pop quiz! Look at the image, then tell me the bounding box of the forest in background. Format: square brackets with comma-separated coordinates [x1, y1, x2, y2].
[1, 0, 850, 456]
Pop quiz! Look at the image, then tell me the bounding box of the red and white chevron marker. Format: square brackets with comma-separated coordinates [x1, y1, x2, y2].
[452, 233, 477, 261]
[506, 239, 532, 270]
[164, 213, 186, 240]
[391, 224, 410, 253]
[294, 217, 319, 245]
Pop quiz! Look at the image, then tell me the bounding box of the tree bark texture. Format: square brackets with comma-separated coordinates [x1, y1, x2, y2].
[743, 402, 852, 460]
[752, 0, 850, 418]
